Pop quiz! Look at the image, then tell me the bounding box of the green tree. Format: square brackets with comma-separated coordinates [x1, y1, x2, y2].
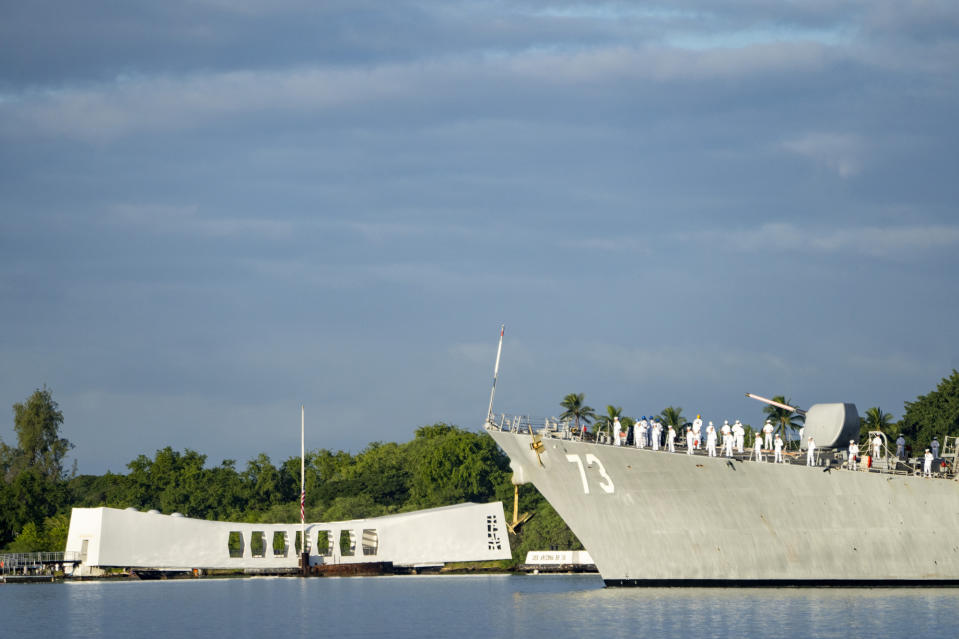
[594, 405, 623, 437]
[559, 393, 596, 432]
[4, 386, 73, 482]
[762, 395, 804, 449]
[659, 406, 685, 429]
[900, 370, 959, 449]
[859, 407, 895, 442]
[406, 424, 510, 508]
[0, 467, 66, 546]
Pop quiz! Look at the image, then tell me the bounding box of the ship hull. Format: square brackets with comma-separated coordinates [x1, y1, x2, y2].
[487, 428, 959, 586]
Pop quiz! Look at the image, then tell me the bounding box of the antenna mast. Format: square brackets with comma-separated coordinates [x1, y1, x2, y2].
[486, 325, 505, 423]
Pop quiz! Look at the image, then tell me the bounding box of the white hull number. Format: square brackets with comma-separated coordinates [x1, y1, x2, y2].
[565, 454, 615, 494]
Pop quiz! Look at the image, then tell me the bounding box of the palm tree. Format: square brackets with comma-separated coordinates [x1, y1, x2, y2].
[762, 395, 804, 450]
[859, 407, 895, 442]
[594, 405, 624, 438]
[659, 406, 685, 430]
[560, 393, 597, 433]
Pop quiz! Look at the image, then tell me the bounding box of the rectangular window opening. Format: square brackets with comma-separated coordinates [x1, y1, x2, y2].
[339, 530, 355, 557]
[272, 531, 288, 557]
[362, 529, 378, 556]
[250, 531, 266, 558]
[228, 531, 245, 558]
[316, 530, 331, 557]
[294, 530, 310, 555]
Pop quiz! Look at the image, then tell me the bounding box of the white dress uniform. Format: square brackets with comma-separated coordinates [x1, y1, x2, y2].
[733, 420, 745, 453]
[774, 435, 784, 463]
[848, 441, 859, 471]
[667, 425, 676, 452]
[924, 450, 934, 477]
[686, 428, 695, 455]
[636, 420, 647, 449]
[613, 417, 622, 446]
[706, 424, 717, 457]
[763, 421, 774, 449]
[754, 434, 763, 462]
[806, 437, 816, 466]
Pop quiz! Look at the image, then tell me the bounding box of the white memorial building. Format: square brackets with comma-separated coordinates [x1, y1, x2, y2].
[64, 502, 511, 575]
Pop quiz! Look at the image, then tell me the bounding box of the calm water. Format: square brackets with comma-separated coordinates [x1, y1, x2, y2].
[2, 574, 958, 638]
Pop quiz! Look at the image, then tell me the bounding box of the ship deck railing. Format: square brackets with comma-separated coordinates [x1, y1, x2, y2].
[485, 414, 957, 480]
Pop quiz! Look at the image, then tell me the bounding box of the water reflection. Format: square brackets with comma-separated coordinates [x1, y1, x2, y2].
[0, 575, 956, 639]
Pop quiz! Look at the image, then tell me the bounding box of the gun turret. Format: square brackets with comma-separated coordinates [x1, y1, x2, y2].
[746, 393, 858, 449]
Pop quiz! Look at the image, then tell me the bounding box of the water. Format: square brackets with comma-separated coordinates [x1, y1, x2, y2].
[2, 574, 958, 638]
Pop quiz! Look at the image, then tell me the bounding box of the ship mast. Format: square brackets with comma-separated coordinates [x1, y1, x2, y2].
[486, 324, 505, 424]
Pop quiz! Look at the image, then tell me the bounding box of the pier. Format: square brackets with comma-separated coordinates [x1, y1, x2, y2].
[0, 552, 81, 582]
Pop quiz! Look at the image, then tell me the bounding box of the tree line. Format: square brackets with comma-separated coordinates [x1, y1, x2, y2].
[3, 370, 957, 558]
[0, 390, 579, 563]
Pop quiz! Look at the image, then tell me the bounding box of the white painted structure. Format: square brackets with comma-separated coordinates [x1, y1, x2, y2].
[524, 550, 594, 565]
[65, 502, 511, 574]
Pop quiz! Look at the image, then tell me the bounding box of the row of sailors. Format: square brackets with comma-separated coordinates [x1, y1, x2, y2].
[611, 415, 758, 456]
[612, 415, 942, 477]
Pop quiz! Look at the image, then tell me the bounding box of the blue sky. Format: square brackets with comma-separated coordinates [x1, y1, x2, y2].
[2, 1, 958, 474]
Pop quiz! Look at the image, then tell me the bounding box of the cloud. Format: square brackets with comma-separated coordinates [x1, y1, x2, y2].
[683, 223, 959, 258]
[0, 39, 846, 143]
[583, 342, 800, 385]
[782, 131, 865, 177]
[108, 203, 295, 239]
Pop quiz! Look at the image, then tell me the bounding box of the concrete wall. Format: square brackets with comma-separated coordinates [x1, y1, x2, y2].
[65, 502, 510, 573]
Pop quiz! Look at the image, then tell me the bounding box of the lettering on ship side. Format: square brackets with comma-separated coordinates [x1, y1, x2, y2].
[565, 453, 615, 494]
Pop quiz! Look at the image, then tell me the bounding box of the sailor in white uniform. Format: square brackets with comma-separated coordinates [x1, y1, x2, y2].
[773, 433, 784, 463]
[613, 417, 622, 446]
[685, 426, 695, 455]
[652, 420, 662, 451]
[706, 422, 717, 457]
[872, 434, 882, 460]
[848, 440, 859, 471]
[636, 418, 647, 449]
[733, 420, 745, 453]
[806, 437, 816, 466]
[692, 415, 703, 450]
[763, 420, 774, 449]
[667, 425, 676, 452]
[754, 433, 764, 462]
[924, 449, 934, 477]
[721, 420, 733, 457]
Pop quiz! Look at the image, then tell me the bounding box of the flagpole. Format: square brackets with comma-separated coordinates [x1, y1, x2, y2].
[300, 405, 306, 571]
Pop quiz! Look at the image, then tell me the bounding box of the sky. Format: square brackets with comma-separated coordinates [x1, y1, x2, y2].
[2, 1, 958, 474]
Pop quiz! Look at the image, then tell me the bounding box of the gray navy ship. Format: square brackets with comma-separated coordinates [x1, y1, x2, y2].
[482, 329, 959, 586]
